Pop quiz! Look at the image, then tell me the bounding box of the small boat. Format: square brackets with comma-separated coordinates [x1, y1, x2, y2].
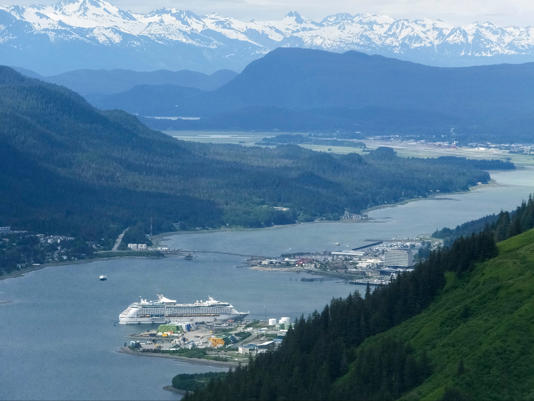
[184, 254, 193, 261]
[99, 275, 108, 281]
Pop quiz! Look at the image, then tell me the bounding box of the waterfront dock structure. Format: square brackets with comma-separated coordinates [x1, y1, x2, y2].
[248, 237, 439, 285]
[351, 241, 383, 251]
[125, 317, 289, 364]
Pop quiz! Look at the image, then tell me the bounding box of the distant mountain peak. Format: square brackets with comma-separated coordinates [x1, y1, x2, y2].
[54, 0, 112, 13]
[4, 0, 534, 74]
[285, 11, 304, 23]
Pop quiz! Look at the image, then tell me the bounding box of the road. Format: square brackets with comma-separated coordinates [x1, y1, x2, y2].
[112, 228, 128, 251]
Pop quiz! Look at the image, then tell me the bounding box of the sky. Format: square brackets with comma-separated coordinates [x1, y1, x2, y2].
[2, 0, 534, 26]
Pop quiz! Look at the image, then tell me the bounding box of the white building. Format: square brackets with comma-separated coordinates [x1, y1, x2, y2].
[238, 344, 258, 354]
[127, 243, 148, 251]
[279, 317, 291, 328]
[332, 250, 365, 258]
[384, 249, 414, 267]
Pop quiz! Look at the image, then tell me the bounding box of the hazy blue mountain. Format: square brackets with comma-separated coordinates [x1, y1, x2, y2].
[0, 65, 501, 242]
[4, 0, 534, 74]
[43, 68, 236, 96]
[89, 85, 204, 116]
[11, 66, 43, 79]
[136, 48, 534, 142]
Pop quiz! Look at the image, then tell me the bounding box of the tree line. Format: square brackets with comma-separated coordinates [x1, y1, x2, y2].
[183, 196, 534, 400]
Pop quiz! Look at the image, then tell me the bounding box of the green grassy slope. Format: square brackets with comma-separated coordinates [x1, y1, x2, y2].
[336, 229, 534, 401]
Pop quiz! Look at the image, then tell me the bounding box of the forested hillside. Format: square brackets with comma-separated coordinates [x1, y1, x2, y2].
[0, 66, 510, 248]
[184, 197, 534, 400]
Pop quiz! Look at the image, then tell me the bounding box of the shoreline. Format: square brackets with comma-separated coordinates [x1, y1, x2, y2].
[0, 257, 93, 281]
[163, 385, 186, 396]
[249, 265, 367, 281]
[1, 173, 509, 283]
[118, 347, 240, 368]
[154, 178, 499, 246]
[0, 254, 164, 282]
[361, 178, 499, 215]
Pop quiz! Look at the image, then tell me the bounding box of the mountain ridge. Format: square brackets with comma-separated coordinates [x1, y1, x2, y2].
[4, 0, 534, 73]
[0, 65, 510, 252]
[108, 48, 534, 142]
[43, 68, 237, 95]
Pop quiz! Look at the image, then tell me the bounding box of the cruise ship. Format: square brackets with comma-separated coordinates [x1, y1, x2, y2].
[118, 294, 248, 325]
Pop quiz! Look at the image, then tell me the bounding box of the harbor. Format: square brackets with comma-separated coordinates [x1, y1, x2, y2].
[117, 293, 288, 366]
[248, 237, 440, 286]
[123, 317, 292, 366]
[2, 167, 534, 400]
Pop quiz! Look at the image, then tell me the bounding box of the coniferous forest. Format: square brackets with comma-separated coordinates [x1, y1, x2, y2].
[183, 197, 534, 400]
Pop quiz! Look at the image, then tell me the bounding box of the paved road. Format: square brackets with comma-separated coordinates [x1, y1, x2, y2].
[112, 228, 128, 251]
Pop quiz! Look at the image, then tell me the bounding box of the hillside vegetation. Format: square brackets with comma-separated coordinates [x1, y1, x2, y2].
[333, 228, 534, 400]
[184, 198, 534, 400]
[0, 66, 508, 247]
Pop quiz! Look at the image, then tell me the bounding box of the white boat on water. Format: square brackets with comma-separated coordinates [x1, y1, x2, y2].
[98, 275, 107, 281]
[118, 294, 248, 325]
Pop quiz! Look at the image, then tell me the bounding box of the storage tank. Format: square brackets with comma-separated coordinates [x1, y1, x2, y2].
[279, 317, 291, 326]
[268, 318, 277, 326]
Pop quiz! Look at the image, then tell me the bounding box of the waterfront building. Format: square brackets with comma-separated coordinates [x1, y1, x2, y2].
[384, 249, 414, 267]
[127, 243, 148, 251]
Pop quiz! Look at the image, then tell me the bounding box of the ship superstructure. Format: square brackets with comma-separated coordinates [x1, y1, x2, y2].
[119, 294, 248, 325]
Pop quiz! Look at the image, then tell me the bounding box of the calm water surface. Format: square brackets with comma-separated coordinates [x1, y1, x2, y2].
[163, 168, 534, 254]
[1, 167, 534, 400]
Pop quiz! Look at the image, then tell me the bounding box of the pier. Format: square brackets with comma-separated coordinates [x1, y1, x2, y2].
[352, 241, 383, 251]
[160, 248, 271, 259]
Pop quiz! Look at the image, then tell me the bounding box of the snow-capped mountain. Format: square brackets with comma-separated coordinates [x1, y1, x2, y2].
[2, 0, 534, 74]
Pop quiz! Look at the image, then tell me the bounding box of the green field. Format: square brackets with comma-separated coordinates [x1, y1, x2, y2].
[157, 324, 182, 333]
[165, 130, 278, 146]
[164, 130, 534, 167]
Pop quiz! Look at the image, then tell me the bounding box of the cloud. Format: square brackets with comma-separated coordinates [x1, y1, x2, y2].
[2, 0, 534, 25]
[118, 0, 534, 25]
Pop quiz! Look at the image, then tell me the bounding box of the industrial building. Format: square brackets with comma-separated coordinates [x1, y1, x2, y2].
[384, 249, 414, 267]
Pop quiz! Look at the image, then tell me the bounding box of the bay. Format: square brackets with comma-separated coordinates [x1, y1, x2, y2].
[1, 166, 534, 400]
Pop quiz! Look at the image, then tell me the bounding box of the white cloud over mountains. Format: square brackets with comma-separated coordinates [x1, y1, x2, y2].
[1, 0, 533, 25]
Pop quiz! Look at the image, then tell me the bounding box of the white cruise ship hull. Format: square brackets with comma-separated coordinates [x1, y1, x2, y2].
[118, 295, 248, 325]
[118, 313, 247, 325]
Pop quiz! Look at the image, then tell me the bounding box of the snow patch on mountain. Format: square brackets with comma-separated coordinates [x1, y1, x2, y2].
[3, 0, 534, 73]
[1, 0, 531, 54]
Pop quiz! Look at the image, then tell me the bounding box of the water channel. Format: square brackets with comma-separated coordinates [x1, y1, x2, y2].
[1, 167, 534, 400]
